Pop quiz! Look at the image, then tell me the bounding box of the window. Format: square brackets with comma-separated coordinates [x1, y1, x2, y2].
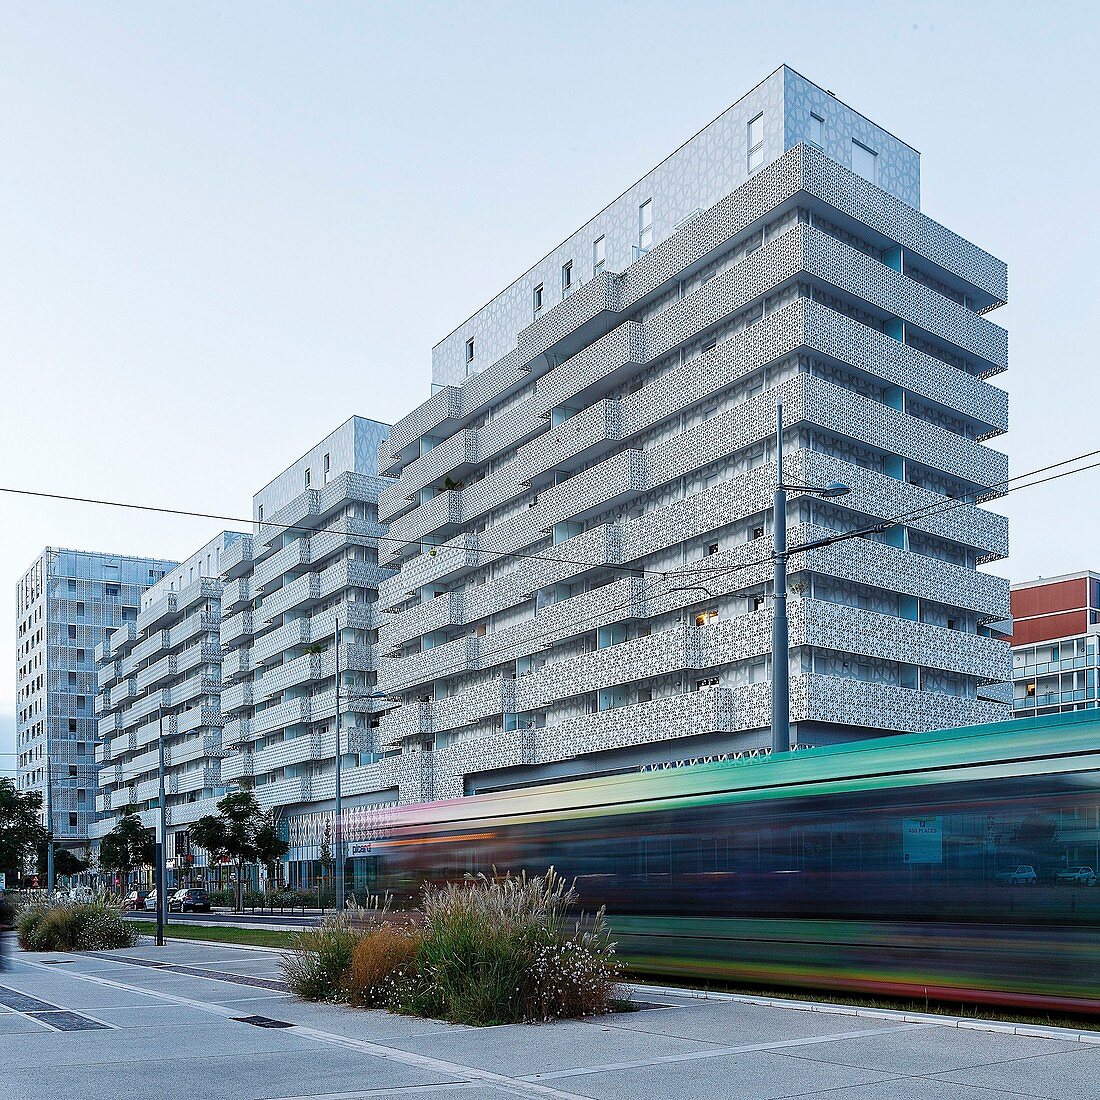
[696, 676, 720, 690]
[324, 453, 331, 483]
[561, 260, 573, 292]
[258, 505, 264, 522]
[67, 626, 77, 640]
[695, 610, 719, 627]
[751, 593, 766, 612]
[68, 719, 77, 732]
[465, 337, 475, 364]
[533, 283, 544, 315]
[752, 524, 765, 540]
[76, 602, 84, 617]
[707, 542, 720, 556]
[809, 113, 824, 147]
[638, 199, 653, 251]
[304, 467, 311, 488]
[67, 579, 76, 593]
[748, 113, 765, 171]
[852, 140, 877, 184]
[593, 235, 605, 274]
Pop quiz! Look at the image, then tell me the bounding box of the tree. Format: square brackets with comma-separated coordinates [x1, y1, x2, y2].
[0, 779, 47, 881]
[190, 792, 288, 911]
[44, 847, 87, 880]
[99, 806, 156, 889]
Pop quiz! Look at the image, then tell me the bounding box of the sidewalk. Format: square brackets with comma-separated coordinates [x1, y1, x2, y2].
[1, 937, 1096, 1099]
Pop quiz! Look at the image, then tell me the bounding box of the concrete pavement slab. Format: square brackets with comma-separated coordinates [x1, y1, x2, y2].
[598, 999, 907, 1046]
[790, 1080, 1037, 1100]
[771, 1024, 1081, 1075]
[0, 1047, 462, 1100]
[544, 1047, 902, 1099]
[929, 1045, 1100, 1100]
[385, 1017, 725, 1077]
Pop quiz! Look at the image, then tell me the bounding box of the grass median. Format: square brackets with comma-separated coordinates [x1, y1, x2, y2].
[128, 920, 297, 950]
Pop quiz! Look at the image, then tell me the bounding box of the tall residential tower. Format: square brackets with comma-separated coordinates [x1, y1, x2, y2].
[373, 65, 1011, 801]
[16, 547, 176, 856]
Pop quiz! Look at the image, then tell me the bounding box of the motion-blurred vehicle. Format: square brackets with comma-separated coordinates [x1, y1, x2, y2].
[995, 865, 1038, 886]
[168, 888, 211, 912]
[1056, 866, 1097, 886]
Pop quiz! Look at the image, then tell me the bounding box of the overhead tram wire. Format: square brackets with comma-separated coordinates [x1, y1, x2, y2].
[5, 447, 1100, 693]
[372, 450, 1100, 687]
[673, 447, 1100, 577]
[0, 485, 672, 581]
[5, 446, 1100, 590]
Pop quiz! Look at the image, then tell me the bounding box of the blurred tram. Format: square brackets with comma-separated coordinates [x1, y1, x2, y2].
[371, 711, 1100, 1014]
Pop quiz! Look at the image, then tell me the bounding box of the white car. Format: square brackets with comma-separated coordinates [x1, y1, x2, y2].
[1056, 866, 1097, 887]
[995, 865, 1038, 886]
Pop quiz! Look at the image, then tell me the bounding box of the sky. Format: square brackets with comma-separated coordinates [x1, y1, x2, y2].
[1, 1, 1098, 773]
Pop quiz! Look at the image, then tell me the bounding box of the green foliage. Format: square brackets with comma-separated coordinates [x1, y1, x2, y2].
[189, 792, 289, 902]
[98, 806, 155, 884]
[0, 778, 47, 878]
[17, 898, 138, 952]
[278, 868, 622, 1025]
[50, 848, 88, 878]
[385, 868, 621, 1025]
[279, 913, 361, 1001]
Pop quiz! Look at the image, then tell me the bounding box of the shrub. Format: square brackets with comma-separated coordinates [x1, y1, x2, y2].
[16, 899, 137, 952]
[279, 913, 361, 1001]
[346, 924, 422, 1007]
[385, 868, 622, 1026]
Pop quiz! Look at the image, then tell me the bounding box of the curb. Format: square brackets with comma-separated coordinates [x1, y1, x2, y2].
[626, 982, 1100, 1045]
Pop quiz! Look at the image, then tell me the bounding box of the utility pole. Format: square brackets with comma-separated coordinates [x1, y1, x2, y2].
[156, 706, 167, 946]
[334, 615, 344, 913]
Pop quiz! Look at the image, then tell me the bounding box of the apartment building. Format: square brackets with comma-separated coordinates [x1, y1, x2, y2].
[93, 533, 243, 876]
[1011, 572, 1100, 718]
[16, 547, 175, 855]
[373, 64, 1012, 801]
[217, 417, 395, 890]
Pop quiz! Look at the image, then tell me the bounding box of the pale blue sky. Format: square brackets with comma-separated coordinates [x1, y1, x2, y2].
[2, 1, 1098, 770]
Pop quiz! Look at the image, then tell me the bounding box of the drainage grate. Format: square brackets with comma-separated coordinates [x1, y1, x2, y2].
[31, 1011, 109, 1032]
[233, 1015, 294, 1029]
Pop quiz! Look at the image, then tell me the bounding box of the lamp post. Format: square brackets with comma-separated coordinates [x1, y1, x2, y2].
[156, 706, 167, 946]
[334, 615, 343, 913]
[771, 400, 850, 756]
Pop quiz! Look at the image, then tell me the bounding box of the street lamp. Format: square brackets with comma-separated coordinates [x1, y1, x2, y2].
[772, 400, 849, 757]
[156, 705, 167, 946]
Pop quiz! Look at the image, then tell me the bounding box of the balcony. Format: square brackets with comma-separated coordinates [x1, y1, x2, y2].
[221, 681, 254, 715]
[221, 610, 254, 648]
[255, 733, 321, 772]
[253, 537, 311, 592]
[220, 751, 254, 782]
[251, 696, 311, 738]
[220, 534, 253, 578]
[222, 647, 251, 681]
[221, 576, 252, 614]
[176, 705, 223, 735]
[252, 618, 311, 665]
[261, 573, 322, 622]
[98, 660, 118, 690]
[136, 655, 176, 693]
[136, 592, 177, 635]
[222, 717, 252, 748]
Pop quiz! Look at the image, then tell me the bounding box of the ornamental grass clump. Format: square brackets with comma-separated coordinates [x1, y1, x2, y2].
[384, 868, 622, 1026]
[279, 913, 362, 1001]
[16, 899, 137, 951]
[345, 923, 423, 1007]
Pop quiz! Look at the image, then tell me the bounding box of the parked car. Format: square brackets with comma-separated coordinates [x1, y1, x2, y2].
[995, 865, 1038, 886]
[145, 889, 160, 911]
[123, 889, 150, 911]
[168, 888, 211, 913]
[1056, 865, 1097, 887]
